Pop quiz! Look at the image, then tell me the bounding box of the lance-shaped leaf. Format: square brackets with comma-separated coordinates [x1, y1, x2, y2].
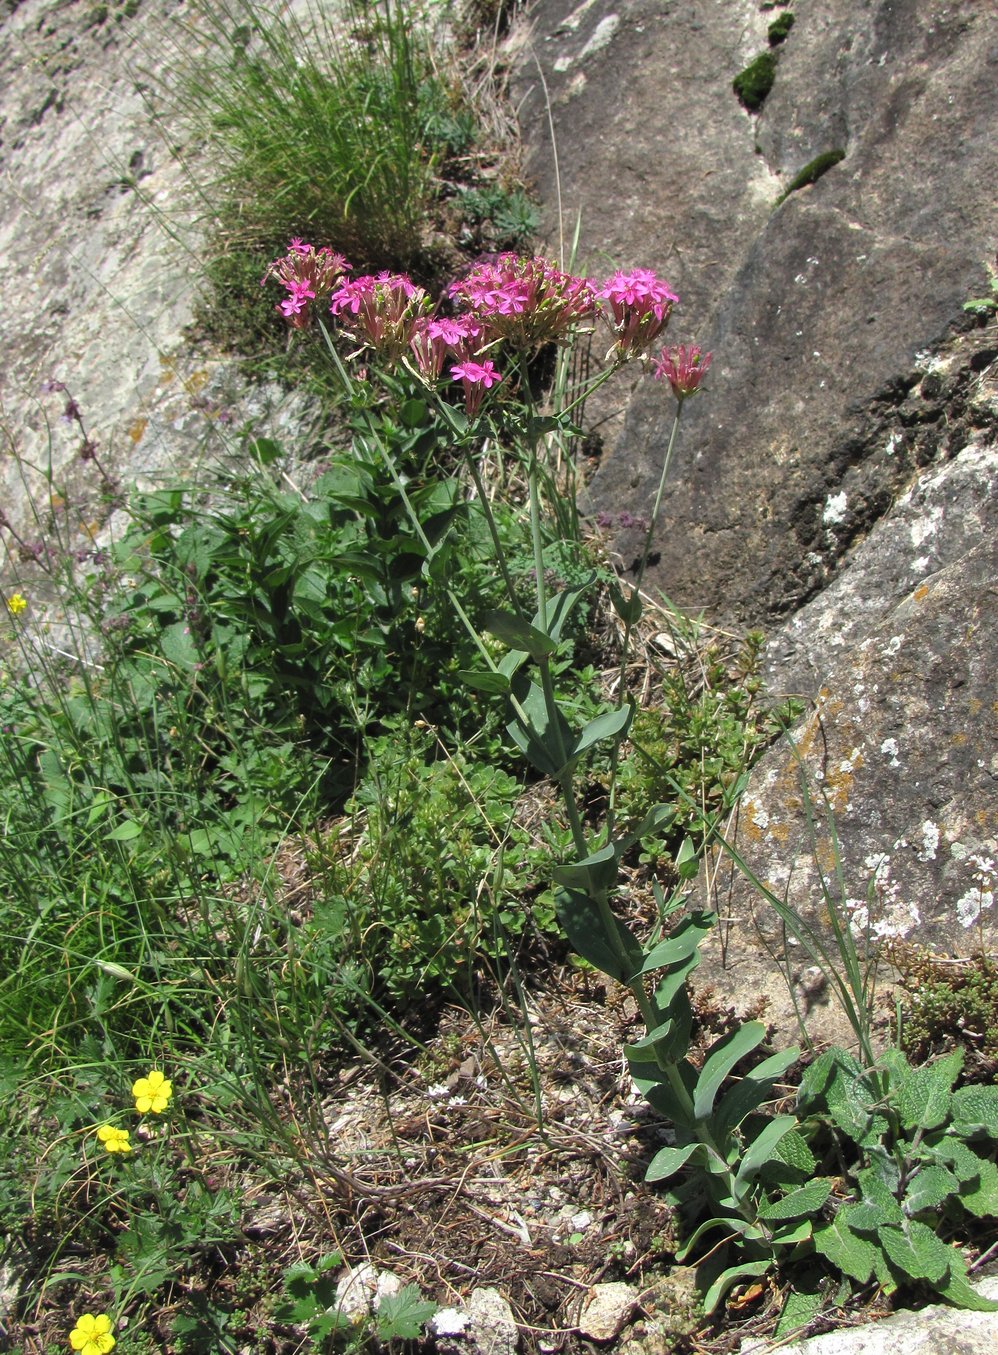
[542, 572, 597, 644]
[951, 1085, 998, 1137]
[702, 1260, 774, 1317]
[645, 1141, 705, 1184]
[570, 702, 633, 758]
[636, 911, 716, 977]
[715, 1047, 799, 1139]
[757, 1178, 832, 1222]
[552, 843, 619, 897]
[693, 1022, 768, 1122]
[484, 610, 557, 659]
[616, 802, 678, 854]
[734, 1115, 799, 1193]
[456, 669, 511, 695]
[555, 887, 643, 984]
[608, 579, 643, 625]
[629, 1055, 698, 1131]
[675, 1213, 767, 1261]
[879, 1219, 950, 1284]
[506, 678, 574, 777]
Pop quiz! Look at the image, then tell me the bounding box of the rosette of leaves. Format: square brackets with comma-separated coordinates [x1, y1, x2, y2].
[798, 1046, 998, 1311]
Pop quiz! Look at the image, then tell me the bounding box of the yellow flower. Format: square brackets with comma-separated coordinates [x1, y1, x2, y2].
[131, 1068, 172, 1114]
[5, 593, 27, 616]
[69, 1312, 115, 1355]
[96, 1124, 132, 1154]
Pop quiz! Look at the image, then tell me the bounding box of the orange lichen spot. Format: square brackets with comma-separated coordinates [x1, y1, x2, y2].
[951, 732, 968, 747]
[912, 584, 930, 602]
[127, 418, 147, 445]
[184, 369, 210, 396]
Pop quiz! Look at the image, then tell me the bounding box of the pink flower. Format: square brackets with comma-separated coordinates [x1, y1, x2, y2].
[597, 268, 678, 355]
[262, 242, 350, 329]
[329, 273, 429, 358]
[450, 359, 503, 418]
[449, 254, 595, 350]
[652, 344, 712, 400]
[408, 315, 484, 380]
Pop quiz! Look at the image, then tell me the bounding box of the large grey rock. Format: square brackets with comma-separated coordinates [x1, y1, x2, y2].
[741, 1274, 998, 1354]
[0, 0, 316, 563]
[513, 0, 998, 624]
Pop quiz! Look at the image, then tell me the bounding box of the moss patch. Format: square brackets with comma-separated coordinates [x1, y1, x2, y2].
[733, 51, 777, 112]
[775, 148, 846, 206]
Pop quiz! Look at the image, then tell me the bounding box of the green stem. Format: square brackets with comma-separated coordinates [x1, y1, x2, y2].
[464, 444, 523, 618]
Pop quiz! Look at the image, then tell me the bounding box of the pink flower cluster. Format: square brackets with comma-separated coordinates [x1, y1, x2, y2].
[448, 253, 596, 350]
[261, 239, 350, 330]
[264, 240, 703, 419]
[652, 344, 712, 400]
[329, 271, 431, 361]
[598, 268, 678, 355]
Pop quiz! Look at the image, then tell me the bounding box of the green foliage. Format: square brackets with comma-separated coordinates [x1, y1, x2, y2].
[277, 1255, 436, 1348]
[799, 1047, 998, 1310]
[732, 51, 777, 112]
[894, 948, 998, 1065]
[457, 185, 541, 251]
[615, 628, 801, 859]
[172, 0, 455, 270]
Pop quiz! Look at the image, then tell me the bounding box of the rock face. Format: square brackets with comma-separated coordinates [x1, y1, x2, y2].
[512, 0, 997, 1011]
[513, 0, 997, 622]
[0, 0, 312, 553]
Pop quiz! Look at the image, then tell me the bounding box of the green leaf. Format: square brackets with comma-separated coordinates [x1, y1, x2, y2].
[637, 911, 716, 977]
[484, 609, 557, 658]
[555, 888, 643, 984]
[506, 678, 574, 777]
[903, 1163, 959, 1215]
[812, 1207, 882, 1284]
[645, 1141, 704, 1183]
[542, 572, 597, 644]
[375, 1283, 437, 1340]
[107, 818, 144, 843]
[933, 1245, 998, 1311]
[800, 1048, 887, 1147]
[735, 1116, 799, 1190]
[951, 1086, 998, 1137]
[715, 1047, 800, 1138]
[771, 1128, 817, 1175]
[608, 580, 642, 625]
[674, 835, 700, 880]
[571, 702, 633, 758]
[675, 1213, 766, 1261]
[248, 436, 282, 465]
[694, 1023, 768, 1121]
[758, 1178, 833, 1221]
[702, 1260, 773, 1316]
[159, 620, 199, 669]
[927, 1138, 998, 1217]
[895, 1048, 963, 1131]
[769, 1219, 814, 1247]
[456, 669, 511, 695]
[879, 1219, 950, 1283]
[774, 1288, 824, 1340]
[551, 843, 619, 894]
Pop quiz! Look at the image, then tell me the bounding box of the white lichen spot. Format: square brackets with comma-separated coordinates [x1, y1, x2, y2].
[885, 431, 902, 456]
[910, 509, 942, 548]
[579, 14, 620, 60]
[884, 635, 903, 656]
[823, 491, 848, 526]
[918, 821, 940, 861]
[956, 888, 994, 929]
[911, 555, 930, 573]
[880, 737, 901, 767]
